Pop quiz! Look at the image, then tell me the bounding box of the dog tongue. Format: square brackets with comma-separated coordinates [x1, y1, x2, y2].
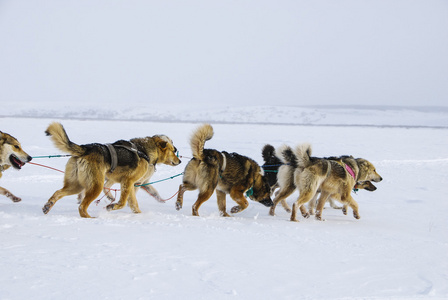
[13, 156, 24, 167]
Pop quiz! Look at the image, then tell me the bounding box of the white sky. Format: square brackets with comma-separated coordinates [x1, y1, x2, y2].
[1, 0, 447, 107]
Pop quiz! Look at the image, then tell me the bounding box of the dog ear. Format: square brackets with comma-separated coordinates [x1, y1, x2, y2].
[157, 140, 168, 150]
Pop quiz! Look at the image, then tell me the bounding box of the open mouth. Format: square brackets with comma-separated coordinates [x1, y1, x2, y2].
[9, 154, 25, 169]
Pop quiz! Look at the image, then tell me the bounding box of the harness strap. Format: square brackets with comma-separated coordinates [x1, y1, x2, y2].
[105, 144, 118, 173]
[334, 160, 356, 180]
[115, 142, 150, 163]
[345, 164, 356, 180]
[220, 152, 227, 173]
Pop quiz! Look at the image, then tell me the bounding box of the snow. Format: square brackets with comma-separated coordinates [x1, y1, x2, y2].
[1, 108, 447, 299]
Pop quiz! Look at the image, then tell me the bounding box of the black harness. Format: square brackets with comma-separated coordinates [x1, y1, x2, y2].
[105, 142, 150, 173]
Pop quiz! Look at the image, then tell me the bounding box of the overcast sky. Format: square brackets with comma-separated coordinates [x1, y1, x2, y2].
[1, 0, 447, 108]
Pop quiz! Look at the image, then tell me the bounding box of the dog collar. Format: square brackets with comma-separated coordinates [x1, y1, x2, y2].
[245, 187, 254, 198]
[345, 164, 356, 180]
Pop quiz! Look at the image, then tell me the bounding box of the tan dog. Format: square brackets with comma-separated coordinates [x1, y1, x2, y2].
[289, 144, 382, 222]
[270, 145, 381, 218]
[176, 124, 273, 217]
[42, 122, 181, 218]
[0, 131, 32, 202]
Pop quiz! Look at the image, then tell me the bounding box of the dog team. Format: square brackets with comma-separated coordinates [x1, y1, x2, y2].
[0, 123, 382, 222]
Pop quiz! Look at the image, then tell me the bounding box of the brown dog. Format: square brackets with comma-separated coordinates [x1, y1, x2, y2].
[175, 124, 273, 217]
[0, 131, 32, 202]
[42, 122, 181, 218]
[290, 144, 382, 222]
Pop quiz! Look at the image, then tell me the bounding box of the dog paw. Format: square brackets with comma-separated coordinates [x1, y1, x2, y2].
[342, 208, 347, 215]
[315, 215, 326, 221]
[175, 201, 182, 211]
[230, 206, 241, 214]
[106, 204, 115, 211]
[42, 203, 53, 214]
[6, 192, 21, 202]
[11, 196, 21, 202]
[354, 213, 361, 219]
[220, 211, 231, 217]
[269, 209, 275, 216]
[302, 213, 310, 219]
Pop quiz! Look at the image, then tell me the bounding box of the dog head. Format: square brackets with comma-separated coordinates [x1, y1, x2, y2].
[356, 158, 382, 183]
[153, 135, 181, 166]
[354, 180, 377, 191]
[247, 168, 273, 207]
[0, 131, 32, 170]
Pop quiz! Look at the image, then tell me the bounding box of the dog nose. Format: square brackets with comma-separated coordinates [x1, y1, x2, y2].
[27, 155, 32, 162]
[260, 198, 274, 207]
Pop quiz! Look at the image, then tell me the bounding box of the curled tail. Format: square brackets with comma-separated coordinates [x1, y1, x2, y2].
[261, 144, 276, 162]
[190, 124, 214, 160]
[294, 143, 312, 168]
[45, 122, 85, 156]
[276, 144, 298, 168]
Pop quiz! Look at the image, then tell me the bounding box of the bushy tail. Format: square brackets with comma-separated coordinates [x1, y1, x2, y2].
[261, 144, 277, 163]
[276, 144, 298, 168]
[45, 122, 85, 156]
[190, 124, 214, 160]
[294, 143, 312, 168]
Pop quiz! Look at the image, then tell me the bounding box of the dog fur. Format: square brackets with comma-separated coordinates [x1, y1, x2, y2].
[269, 144, 381, 220]
[0, 131, 32, 202]
[261, 144, 282, 194]
[175, 124, 273, 217]
[288, 144, 382, 222]
[42, 122, 181, 218]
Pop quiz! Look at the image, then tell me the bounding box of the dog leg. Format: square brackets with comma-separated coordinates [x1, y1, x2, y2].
[329, 198, 342, 209]
[78, 182, 103, 218]
[229, 189, 249, 214]
[291, 191, 316, 222]
[0, 186, 21, 202]
[43, 183, 83, 215]
[192, 190, 214, 216]
[176, 182, 197, 211]
[103, 179, 116, 202]
[344, 195, 361, 219]
[141, 183, 164, 203]
[270, 185, 295, 216]
[308, 193, 319, 215]
[106, 180, 133, 212]
[342, 204, 348, 215]
[127, 187, 141, 214]
[216, 190, 230, 217]
[315, 192, 331, 221]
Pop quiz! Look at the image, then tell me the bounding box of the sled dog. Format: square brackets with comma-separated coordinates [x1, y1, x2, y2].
[176, 124, 273, 217]
[289, 144, 382, 222]
[0, 131, 32, 202]
[42, 122, 181, 218]
[269, 145, 381, 220]
[261, 144, 282, 194]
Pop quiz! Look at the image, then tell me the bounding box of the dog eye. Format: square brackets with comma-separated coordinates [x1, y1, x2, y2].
[14, 145, 20, 149]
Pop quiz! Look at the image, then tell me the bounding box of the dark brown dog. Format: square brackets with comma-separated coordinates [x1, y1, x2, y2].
[176, 124, 273, 217]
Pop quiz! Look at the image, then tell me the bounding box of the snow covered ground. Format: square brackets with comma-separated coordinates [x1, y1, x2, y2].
[1, 108, 448, 299]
